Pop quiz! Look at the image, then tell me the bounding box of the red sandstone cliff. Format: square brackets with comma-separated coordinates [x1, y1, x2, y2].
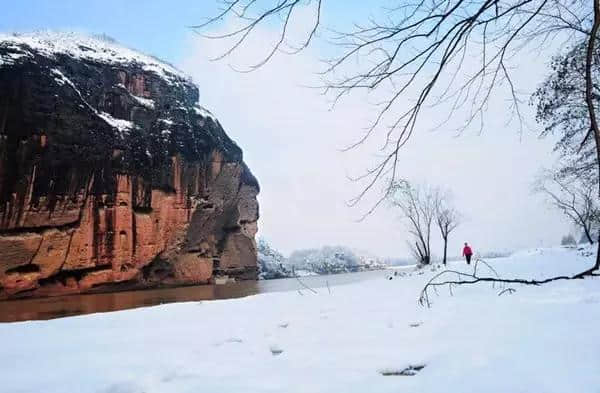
[0, 33, 259, 299]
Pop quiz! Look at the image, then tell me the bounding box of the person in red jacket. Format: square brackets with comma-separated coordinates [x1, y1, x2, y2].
[462, 242, 473, 264]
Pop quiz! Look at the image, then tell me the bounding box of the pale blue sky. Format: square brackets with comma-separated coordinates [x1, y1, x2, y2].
[1, 0, 213, 64]
[0, 1, 373, 65]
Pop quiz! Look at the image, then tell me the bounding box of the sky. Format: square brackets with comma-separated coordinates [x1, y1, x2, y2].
[1, 1, 573, 258]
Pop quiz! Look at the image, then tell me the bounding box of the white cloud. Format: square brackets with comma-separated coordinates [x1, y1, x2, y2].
[180, 17, 569, 258]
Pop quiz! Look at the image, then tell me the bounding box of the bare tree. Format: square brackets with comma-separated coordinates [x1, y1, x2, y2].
[435, 192, 461, 265]
[389, 181, 437, 265]
[534, 170, 599, 244]
[196, 0, 600, 279]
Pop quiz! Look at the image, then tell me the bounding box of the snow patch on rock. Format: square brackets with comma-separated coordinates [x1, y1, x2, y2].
[0, 49, 31, 67]
[194, 104, 217, 122]
[98, 112, 134, 134]
[131, 95, 155, 110]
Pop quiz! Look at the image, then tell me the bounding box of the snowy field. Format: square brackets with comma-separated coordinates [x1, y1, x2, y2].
[1, 246, 599, 393]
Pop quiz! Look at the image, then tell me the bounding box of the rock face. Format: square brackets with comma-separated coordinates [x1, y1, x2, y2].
[0, 33, 259, 299]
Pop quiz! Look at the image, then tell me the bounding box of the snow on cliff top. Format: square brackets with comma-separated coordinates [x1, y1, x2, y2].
[0, 31, 190, 83]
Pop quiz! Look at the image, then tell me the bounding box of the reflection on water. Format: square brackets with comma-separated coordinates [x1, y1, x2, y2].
[0, 269, 391, 323]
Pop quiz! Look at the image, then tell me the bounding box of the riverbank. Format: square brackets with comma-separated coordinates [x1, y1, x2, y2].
[0, 269, 388, 322]
[1, 246, 599, 392]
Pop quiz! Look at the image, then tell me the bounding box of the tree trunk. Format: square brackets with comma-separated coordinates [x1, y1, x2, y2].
[442, 236, 448, 265]
[583, 224, 595, 245]
[416, 238, 430, 265]
[590, 1, 600, 191]
[586, 0, 600, 271]
[585, 0, 600, 271]
[415, 241, 425, 264]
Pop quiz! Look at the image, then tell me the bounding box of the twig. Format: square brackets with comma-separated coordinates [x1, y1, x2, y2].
[498, 288, 516, 296]
[293, 267, 318, 294]
[473, 257, 503, 289]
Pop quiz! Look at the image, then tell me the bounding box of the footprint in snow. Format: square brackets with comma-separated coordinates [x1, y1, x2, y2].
[161, 371, 201, 383]
[379, 364, 426, 376]
[98, 382, 145, 393]
[270, 345, 284, 356]
[214, 337, 243, 346]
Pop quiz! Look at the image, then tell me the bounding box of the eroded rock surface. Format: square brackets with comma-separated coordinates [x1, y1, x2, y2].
[0, 33, 259, 299]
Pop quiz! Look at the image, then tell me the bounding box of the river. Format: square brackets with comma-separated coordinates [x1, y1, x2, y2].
[0, 269, 397, 323]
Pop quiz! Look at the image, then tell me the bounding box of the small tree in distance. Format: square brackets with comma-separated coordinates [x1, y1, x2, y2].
[435, 192, 461, 265]
[561, 234, 577, 246]
[389, 181, 437, 265]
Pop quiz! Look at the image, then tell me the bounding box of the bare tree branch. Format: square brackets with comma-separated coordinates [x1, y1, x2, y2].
[197, 1, 594, 214]
[418, 257, 599, 307]
[534, 169, 599, 244]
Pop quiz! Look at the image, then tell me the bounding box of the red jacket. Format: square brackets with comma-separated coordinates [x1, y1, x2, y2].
[462, 246, 473, 256]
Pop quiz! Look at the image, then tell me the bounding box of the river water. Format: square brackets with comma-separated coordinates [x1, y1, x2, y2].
[0, 269, 395, 323]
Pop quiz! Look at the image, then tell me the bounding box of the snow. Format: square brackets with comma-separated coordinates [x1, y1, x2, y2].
[97, 112, 134, 134]
[0, 31, 189, 84]
[130, 94, 155, 110]
[50, 68, 76, 88]
[1, 246, 599, 393]
[194, 104, 217, 122]
[114, 82, 155, 109]
[293, 269, 319, 277]
[0, 49, 31, 67]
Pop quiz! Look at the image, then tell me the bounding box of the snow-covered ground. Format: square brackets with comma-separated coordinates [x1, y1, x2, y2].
[1, 246, 599, 393]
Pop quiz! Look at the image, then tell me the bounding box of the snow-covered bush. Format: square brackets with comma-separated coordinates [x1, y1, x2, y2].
[258, 241, 388, 279]
[257, 239, 292, 279]
[287, 246, 386, 275]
